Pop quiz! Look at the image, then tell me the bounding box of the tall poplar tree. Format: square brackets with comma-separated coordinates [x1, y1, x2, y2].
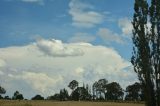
[149, 0, 160, 105]
[132, 0, 160, 106]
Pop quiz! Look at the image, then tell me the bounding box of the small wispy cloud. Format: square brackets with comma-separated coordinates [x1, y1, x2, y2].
[97, 28, 125, 44]
[68, 32, 96, 43]
[118, 17, 133, 36]
[7, 0, 44, 5]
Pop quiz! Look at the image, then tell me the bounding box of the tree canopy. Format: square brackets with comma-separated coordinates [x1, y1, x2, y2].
[31, 95, 44, 100]
[125, 82, 144, 101]
[12, 91, 24, 100]
[0, 86, 6, 94]
[105, 82, 124, 100]
[68, 80, 78, 91]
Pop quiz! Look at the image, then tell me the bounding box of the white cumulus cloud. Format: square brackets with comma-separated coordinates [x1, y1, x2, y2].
[21, 72, 63, 93]
[36, 38, 84, 57]
[69, 0, 104, 28]
[0, 38, 137, 98]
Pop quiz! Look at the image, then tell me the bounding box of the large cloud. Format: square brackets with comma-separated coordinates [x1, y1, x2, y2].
[69, 0, 104, 28]
[0, 38, 137, 98]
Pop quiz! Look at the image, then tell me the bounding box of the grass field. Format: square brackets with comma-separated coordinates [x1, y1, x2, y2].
[0, 100, 145, 106]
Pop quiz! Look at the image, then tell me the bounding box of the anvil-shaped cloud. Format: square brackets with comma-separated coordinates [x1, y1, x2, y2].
[0, 38, 137, 98]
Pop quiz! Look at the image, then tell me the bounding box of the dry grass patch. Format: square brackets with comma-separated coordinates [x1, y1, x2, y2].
[0, 100, 145, 106]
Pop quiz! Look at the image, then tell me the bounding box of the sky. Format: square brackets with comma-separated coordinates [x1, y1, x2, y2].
[0, 0, 138, 99]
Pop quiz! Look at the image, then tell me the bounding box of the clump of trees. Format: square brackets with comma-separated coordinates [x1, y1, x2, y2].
[92, 79, 124, 101]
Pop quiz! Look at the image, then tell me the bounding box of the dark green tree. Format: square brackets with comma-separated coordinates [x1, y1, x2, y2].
[4, 96, 11, 100]
[149, 0, 160, 105]
[0, 95, 3, 99]
[0, 86, 6, 99]
[92, 79, 107, 100]
[31, 94, 44, 100]
[97, 79, 108, 100]
[105, 82, 124, 101]
[12, 91, 24, 100]
[47, 93, 60, 100]
[92, 81, 98, 100]
[68, 80, 78, 91]
[84, 84, 92, 100]
[70, 88, 79, 101]
[59, 88, 69, 101]
[125, 82, 144, 101]
[0, 86, 6, 94]
[132, 0, 160, 106]
[71, 87, 90, 101]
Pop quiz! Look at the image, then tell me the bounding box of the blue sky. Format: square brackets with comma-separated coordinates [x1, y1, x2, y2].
[0, 0, 137, 98]
[0, 0, 134, 59]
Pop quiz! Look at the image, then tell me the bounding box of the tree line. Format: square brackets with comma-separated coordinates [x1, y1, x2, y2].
[0, 79, 144, 102]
